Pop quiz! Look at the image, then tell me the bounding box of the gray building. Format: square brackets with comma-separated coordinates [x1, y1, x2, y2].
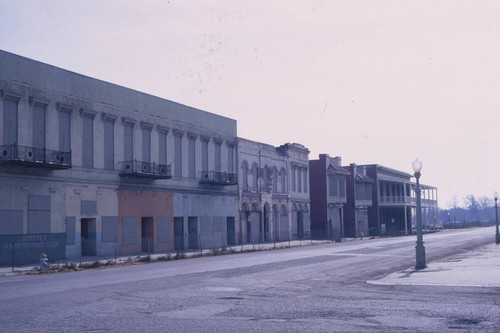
[0, 50, 238, 265]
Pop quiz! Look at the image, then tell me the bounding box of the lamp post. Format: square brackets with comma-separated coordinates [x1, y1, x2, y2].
[413, 158, 426, 269]
[494, 192, 499, 245]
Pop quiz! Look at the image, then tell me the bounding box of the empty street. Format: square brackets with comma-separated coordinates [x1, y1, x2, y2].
[1, 227, 499, 332]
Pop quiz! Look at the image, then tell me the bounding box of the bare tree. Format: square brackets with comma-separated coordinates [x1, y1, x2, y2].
[464, 194, 480, 221]
[477, 196, 492, 209]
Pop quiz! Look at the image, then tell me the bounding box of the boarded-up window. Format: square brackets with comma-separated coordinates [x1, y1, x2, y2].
[201, 139, 209, 172]
[272, 168, 278, 193]
[188, 136, 196, 179]
[142, 127, 151, 163]
[104, 119, 115, 170]
[66, 217, 76, 245]
[82, 116, 94, 168]
[252, 164, 258, 191]
[281, 168, 286, 193]
[59, 109, 71, 152]
[122, 216, 137, 244]
[329, 176, 339, 197]
[297, 168, 302, 192]
[339, 177, 346, 197]
[242, 162, 248, 190]
[159, 131, 167, 164]
[174, 133, 182, 178]
[356, 183, 372, 201]
[303, 169, 308, 193]
[0, 210, 23, 235]
[32, 105, 46, 148]
[214, 141, 221, 172]
[124, 123, 134, 161]
[102, 216, 118, 242]
[28, 195, 51, 234]
[81, 200, 97, 214]
[227, 145, 234, 173]
[158, 216, 171, 243]
[29, 195, 51, 211]
[3, 98, 18, 145]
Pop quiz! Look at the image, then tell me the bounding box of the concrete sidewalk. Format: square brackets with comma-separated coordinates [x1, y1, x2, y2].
[0, 239, 332, 277]
[3, 239, 499, 289]
[368, 243, 500, 288]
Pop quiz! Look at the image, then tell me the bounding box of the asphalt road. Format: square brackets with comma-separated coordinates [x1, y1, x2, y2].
[0, 227, 498, 332]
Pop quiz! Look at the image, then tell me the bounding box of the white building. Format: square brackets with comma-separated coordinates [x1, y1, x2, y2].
[237, 138, 310, 243]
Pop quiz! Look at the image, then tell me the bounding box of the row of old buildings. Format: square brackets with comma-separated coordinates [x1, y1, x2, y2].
[0, 50, 438, 265]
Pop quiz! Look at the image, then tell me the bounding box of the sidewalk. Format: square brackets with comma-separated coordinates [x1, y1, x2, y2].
[3, 240, 499, 288]
[0, 239, 332, 277]
[368, 243, 500, 288]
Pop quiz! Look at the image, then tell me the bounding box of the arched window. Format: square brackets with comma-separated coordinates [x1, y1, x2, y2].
[252, 163, 259, 191]
[272, 167, 278, 193]
[281, 167, 286, 193]
[241, 161, 249, 191]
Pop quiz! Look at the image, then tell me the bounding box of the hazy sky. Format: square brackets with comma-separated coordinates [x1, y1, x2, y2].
[1, 1, 499, 208]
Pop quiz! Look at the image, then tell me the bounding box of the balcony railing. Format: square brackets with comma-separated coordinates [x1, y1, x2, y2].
[0, 144, 71, 169]
[200, 171, 237, 185]
[328, 195, 347, 204]
[119, 160, 171, 179]
[379, 196, 408, 204]
[355, 199, 373, 207]
[379, 196, 437, 207]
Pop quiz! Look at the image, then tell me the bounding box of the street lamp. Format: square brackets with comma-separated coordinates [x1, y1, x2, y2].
[494, 192, 499, 245]
[412, 158, 426, 269]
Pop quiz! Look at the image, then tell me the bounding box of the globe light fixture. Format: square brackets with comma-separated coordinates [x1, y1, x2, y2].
[413, 158, 426, 269]
[412, 158, 423, 174]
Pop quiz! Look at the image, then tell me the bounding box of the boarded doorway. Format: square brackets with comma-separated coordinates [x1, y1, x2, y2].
[297, 211, 304, 239]
[263, 204, 271, 242]
[174, 217, 184, 251]
[141, 217, 154, 253]
[188, 217, 198, 249]
[81, 218, 96, 256]
[227, 217, 235, 245]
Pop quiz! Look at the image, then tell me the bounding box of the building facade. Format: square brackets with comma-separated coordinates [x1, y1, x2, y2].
[0, 50, 238, 265]
[343, 164, 373, 238]
[362, 164, 439, 236]
[309, 154, 350, 240]
[237, 139, 310, 243]
[310, 158, 439, 239]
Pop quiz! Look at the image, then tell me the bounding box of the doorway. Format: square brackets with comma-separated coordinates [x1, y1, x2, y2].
[174, 217, 184, 251]
[188, 217, 198, 249]
[297, 211, 304, 239]
[81, 218, 96, 256]
[227, 217, 235, 245]
[263, 204, 271, 242]
[141, 217, 154, 253]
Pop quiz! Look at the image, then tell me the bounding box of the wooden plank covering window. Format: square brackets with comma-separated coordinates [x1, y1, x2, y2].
[82, 116, 94, 168]
[32, 105, 46, 148]
[3, 99, 18, 145]
[104, 120, 114, 170]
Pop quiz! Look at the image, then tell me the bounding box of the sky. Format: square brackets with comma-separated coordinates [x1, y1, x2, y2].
[1, 0, 499, 208]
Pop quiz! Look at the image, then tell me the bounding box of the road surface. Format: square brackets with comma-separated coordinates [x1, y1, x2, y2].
[0, 227, 498, 332]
